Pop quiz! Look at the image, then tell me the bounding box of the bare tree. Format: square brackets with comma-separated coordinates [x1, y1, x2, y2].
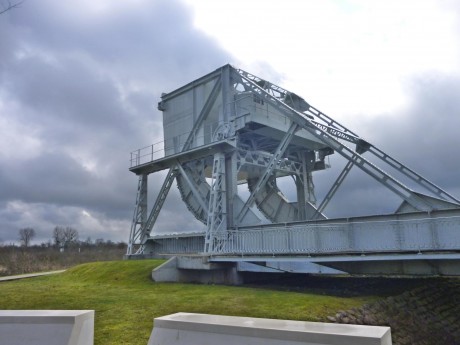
[0, 1, 23, 15]
[52, 226, 65, 248]
[19, 227, 35, 247]
[63, 226, 79, 245]
[53, 226, 79, 250]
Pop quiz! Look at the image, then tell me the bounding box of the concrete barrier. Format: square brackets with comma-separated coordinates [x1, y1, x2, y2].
[148, 312, 392, 345]
[0, 310, 94, 345]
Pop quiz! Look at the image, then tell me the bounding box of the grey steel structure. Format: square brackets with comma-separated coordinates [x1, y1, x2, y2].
[127, 64, 460, 276]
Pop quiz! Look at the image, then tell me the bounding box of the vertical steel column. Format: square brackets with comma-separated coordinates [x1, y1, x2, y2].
[205, 152, 227, 254]
[295, 175, 307, 220]
[297, 151, 317, 220]
[237, 121, 299, 223]
[225, 151, 238, 229]
[302, 151, 317, 205]
[127, 174, 148, 255]
[221, 64, 233, 123]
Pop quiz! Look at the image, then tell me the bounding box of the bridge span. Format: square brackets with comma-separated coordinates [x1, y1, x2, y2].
[144, 209, 460, 277]
[127, 65, 460, 281]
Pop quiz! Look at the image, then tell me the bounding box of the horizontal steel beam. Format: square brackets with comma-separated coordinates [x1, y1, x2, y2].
[145, 209, 460, 257]
[130, 140, 236, 175]
[209, 252, 460, 263]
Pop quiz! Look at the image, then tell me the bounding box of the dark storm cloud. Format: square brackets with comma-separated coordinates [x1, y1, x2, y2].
[0, 0, 231, 243]
[315, 74, 460, 218]
[0, 152, 128, 213]
[5, 57, 127, 133]
[6, 1, 225, 79]
[364, 74, 460, 192]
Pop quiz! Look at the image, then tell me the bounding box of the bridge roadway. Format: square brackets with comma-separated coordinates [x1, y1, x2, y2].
[145, 208, 460, 276]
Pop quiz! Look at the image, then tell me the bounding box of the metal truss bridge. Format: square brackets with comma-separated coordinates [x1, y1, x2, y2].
[126, 64, 460, 277]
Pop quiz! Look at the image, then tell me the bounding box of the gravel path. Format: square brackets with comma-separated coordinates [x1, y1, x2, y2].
[0, 270, 66, 282]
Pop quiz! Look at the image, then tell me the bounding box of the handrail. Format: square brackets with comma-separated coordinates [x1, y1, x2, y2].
[129, 121, 224, 168]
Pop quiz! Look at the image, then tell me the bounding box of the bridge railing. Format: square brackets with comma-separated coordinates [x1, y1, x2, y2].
[130, 121, 224, 168]
[216, 216, 460, 256]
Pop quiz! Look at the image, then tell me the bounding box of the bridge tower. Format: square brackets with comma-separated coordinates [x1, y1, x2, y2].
[126, 65, 460, 277]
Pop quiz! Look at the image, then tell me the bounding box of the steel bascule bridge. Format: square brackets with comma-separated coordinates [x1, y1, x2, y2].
[126, 64, 460, 282]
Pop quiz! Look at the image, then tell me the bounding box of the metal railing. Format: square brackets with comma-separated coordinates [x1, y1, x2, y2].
[130, 141, 165, 168]
[211, 216, 460, 256]
[129, 122, 222, 168]
[143, 215, 460, 257]
[129, 93, 297, 169]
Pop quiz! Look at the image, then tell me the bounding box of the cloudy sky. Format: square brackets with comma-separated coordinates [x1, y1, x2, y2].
[1, 0, 460, 245]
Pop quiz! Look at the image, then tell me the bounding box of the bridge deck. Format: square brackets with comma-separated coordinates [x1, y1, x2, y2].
[144, 209, 460, 275]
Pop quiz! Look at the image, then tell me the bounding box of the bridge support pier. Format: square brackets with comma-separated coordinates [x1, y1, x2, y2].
[152, 256, 243, 285]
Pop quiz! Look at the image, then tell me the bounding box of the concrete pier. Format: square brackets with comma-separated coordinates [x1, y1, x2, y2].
[152, 256, 243, 285]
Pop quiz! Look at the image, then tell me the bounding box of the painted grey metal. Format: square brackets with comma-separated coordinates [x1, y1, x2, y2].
[127, 174, 148, 255]
[307, 104, 460, 205]
[146, 169, 178, 232]
[237, 121, 299, 223]
[144, 233, 205, 256]
[313, 160, 354, 218]
[142, 211, 460, 257]
[205, 152, 227, 253]
[128, 64, 330, 255]
[233, 69, 450, 213]
[221, 216, 460, 255]
[177, 163, 208, 212]
[176, 160, 209, 223]
[127, 64, 460, 276]
[181, 77, 222, 152]
[127, 169, 178, 255]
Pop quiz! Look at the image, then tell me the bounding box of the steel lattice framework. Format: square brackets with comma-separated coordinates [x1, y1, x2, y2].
[126, 65, 460, 275]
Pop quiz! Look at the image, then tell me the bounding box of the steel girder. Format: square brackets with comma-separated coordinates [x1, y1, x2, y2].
[307, 105, 460, 205]
[128, 64, 460, 258]
[313, 160, 354, 219]
[127, 174, 148, 255]
[233, 68, 460, 213]
[237, 121, 299, 223]
[127, 75, 223, 255]
[205, 152, 227, 253]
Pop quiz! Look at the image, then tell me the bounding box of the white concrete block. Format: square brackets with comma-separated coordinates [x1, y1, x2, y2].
[0, 310, 94, 345]
[148, 312, 391, 345]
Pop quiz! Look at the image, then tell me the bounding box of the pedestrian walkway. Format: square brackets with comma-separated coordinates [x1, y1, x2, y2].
[0, 270, 66, 282]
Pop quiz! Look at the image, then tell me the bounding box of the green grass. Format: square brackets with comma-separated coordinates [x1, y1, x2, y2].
[0, 260, 377, 345]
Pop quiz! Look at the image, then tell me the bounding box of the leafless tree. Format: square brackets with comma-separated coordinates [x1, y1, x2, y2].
[53, 226, 79, 249]
[19, 227, 35, 247]
[63, 226, 79, 245]
[0, 1, 23, 15]
[53, 226, 65, 248]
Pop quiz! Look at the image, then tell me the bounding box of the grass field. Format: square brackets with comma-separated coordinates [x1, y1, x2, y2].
[0, 260, 378, 345]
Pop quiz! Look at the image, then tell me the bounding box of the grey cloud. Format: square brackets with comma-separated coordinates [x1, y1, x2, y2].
[0, 0, 232, 243]
[1, 152, 131, 217]
[2, 0, 459, 246]
[7, 0, 226, 85]
[9, 59, 124, 123]
[367, 74, 460, 189]
[312, 74, 460, 218]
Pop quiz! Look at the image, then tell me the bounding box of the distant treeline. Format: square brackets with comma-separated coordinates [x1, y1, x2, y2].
[0, 239, 127, 277]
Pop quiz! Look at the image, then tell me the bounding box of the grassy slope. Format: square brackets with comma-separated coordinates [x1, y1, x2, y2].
[0, 260, 377, 345]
